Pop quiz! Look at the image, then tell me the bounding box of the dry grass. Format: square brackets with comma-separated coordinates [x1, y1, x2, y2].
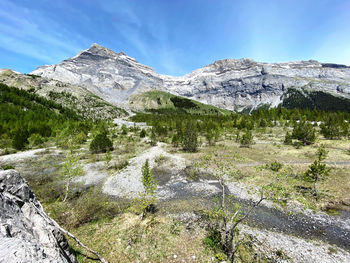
[69, 213, 214, 263]
[184, 129, 350, 211]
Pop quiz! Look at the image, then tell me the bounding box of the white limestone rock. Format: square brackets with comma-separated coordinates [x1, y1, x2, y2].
[0, 169, 77, 263]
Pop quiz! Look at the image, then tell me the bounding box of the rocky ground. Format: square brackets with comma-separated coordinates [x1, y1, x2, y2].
[240, 225, 350, 263]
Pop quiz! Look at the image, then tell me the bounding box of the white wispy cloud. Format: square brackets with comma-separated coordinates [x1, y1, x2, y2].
[0, 0, 91, 67]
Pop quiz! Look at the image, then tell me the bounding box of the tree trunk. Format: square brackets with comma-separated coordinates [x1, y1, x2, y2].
[63, 178, 71, 202]
[34, 203, 109, 263]
[314, 176, 319, 199]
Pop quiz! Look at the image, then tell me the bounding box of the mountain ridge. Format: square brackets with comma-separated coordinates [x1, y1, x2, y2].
[31, 43, 350, 112]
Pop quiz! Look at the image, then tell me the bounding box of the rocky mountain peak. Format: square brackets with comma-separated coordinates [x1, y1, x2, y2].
[210, 58, 257, 71]
[69, 43, 119, 61]
[31, 44, 350, 112]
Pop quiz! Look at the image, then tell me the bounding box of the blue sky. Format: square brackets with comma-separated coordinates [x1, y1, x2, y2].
[1, 0, 350, 76]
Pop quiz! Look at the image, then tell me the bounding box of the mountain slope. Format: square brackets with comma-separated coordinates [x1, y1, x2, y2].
[128, 90, 231, 115]
[31, 44, 350, 112]
[0, 69, 127, 119]
[32, 44, 163, 107]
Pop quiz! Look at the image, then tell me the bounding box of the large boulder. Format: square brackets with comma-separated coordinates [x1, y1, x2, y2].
[0, 169, 77, 263]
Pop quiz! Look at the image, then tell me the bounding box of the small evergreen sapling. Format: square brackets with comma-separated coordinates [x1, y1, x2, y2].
[284, 131, 293, 145]
[239, 130, 253, 148]
[304, 145, 329, 198]
[140, 129, 147, 138]
[182, 121, 198, 152]
[136, 159, 157, 219]
[150, 128, 157, 146]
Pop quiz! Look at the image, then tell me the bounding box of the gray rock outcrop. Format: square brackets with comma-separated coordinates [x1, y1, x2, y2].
[0, 169, 77, 263]
[31, 44, 350, 111]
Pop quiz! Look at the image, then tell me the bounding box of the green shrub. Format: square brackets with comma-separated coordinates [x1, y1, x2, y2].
[49, 189, 121, 228]
[284, 131, 293, 145]
[26, 174, 65, 203]
[292, 121, 316, 145]
[113, 159, 129, 170]
[240, 131, 253, 147]
[140, 129, 147, 138]
[73, 131, 87, 144]
[89, 132, 113, 153]
[1, 165, 15, 170]
[28, 133, 44, 147]
[259, 118, 267, 127]
[71, 189, 120, 227]
[121, 124, 128, 135]
[12, 128, 29, 150]
[150, 128, 157, 146]
[171, 133, 181, 147]
[268, 160, 283, 172]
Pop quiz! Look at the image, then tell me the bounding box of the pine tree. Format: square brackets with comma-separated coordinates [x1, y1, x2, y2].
[182, 121, 198, 152]
[304, 145, 329, 198]
[136, 159, 157, 219]
[142, 159, 157, 195]
[140, 129, 146, 138]
[239, 131, 253, 148]
[284, 131, 293, 145]
[12, 128, 29, 150]
[150, 128, 157, 146]
[89, 132, 113, 153]
[292, 121, 316, 145]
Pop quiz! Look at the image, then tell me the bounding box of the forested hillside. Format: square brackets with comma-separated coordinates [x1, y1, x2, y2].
[0, 83, 92, 151]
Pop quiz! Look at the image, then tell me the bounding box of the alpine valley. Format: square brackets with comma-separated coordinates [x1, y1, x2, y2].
[2, 43, 350, 263]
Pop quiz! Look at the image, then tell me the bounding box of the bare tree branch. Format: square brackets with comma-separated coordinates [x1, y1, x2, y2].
[34, 203, 109, 263]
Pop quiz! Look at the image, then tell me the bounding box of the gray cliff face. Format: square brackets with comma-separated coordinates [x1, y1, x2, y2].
[0, 169, 77, 263]
[31, 44, 350, 111]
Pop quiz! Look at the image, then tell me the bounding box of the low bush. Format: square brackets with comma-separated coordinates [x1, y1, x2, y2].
[28, 133, 44, 147]
[1, 164, 15, 170]
[49, 188, 122, 228]
[268, 161, 283, 172]
[240, 131, 253, 147]
[140, 129, 147, 138]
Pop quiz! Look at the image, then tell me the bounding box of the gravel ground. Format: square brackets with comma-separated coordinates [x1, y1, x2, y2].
[113, 118, 150, 128]
[0, 148, 53, 163]
[74, 161, 108, 186]
[241, 224, 350, 263]
[157, 177, 221, 200]
[102, 142, 184, 197]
